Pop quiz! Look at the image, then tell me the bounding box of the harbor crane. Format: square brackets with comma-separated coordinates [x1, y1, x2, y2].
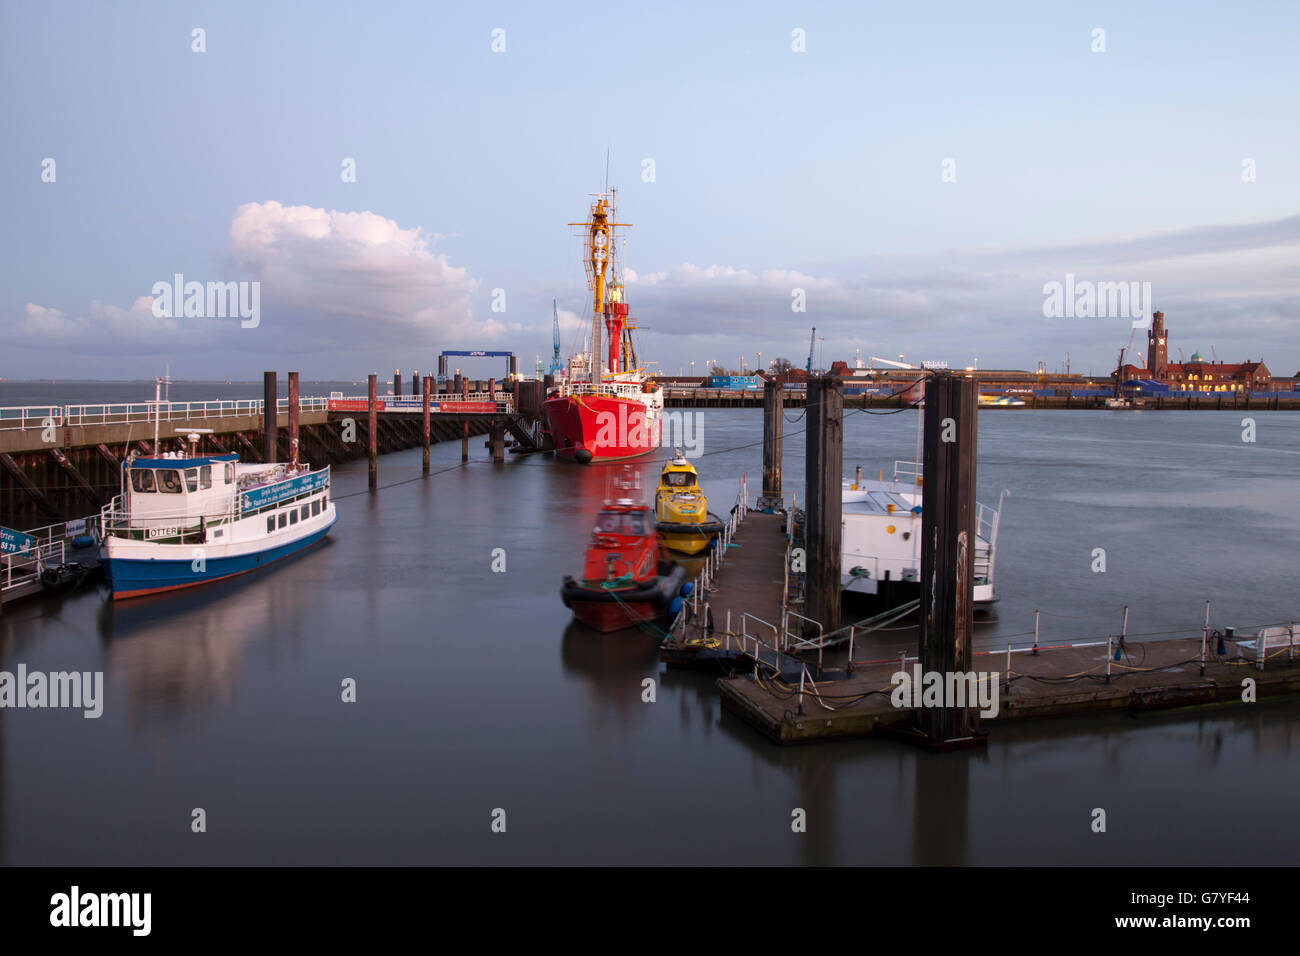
[549, 299, 562, 375]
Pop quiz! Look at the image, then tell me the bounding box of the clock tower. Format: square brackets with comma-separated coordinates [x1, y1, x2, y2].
[1147, 310, 1168, 379]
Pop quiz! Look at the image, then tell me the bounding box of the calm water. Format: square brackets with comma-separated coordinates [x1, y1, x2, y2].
[2, 408, 1299, 865]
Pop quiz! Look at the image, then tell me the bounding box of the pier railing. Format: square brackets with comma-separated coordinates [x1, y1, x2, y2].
[326, 393, 514, 413]
[0, 405, 64, 430]
[1, 397, 333, 431]
[1, 514, 100, 594]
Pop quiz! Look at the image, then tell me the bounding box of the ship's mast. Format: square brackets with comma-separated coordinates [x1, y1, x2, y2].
[571, 191, 629, 386]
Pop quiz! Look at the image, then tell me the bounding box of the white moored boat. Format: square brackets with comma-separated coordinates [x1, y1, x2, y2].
[100, 433, 336, 600]
[841, 461, 1004, 613]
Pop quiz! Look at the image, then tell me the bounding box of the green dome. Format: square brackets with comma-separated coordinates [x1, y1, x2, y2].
[1190, 351, 1204, 362]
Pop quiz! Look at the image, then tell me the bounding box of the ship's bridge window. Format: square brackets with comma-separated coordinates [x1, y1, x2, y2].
[130, 469, 156, 493]
[665, 471, 692, 487]
[200, 465, 212, 489]
[225, 463, 235, 484]
[599, 512, 645, 535]
[157, 469, 183, 494]
[184, 469, 199, 492]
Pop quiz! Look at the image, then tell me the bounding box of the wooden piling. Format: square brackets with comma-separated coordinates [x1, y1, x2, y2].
[759, 379, 783, 508]
[262, 371, 277, 463]
[288, 371, 300, 465]
[368, 373, 378, 490]
[461, 421, 469, 462]
[805, 375, 843, 633]
[918, 372, 980, 748]
[422, 375, 432, 474]
[491, 421, 505, 463]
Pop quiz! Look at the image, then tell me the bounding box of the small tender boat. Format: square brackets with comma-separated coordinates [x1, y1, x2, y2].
[653, 452, 723, 555]
[100, 432, 336, 599]
[561, 472, 688, 633]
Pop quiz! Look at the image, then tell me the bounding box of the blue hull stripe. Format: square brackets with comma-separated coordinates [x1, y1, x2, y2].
[103, 518, 335, 598]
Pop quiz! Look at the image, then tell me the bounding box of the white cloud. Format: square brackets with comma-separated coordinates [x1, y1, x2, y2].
[621, 213, 1300, 373]
[227, 200, 490, 343]
[11, 202, 493, 361]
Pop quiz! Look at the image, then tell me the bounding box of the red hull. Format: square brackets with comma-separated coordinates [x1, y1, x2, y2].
[544, 394, 661, 463]
[570, 598, 663, 633]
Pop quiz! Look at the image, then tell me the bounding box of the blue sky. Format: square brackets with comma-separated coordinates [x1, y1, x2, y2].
[3, 0, 1298, 380]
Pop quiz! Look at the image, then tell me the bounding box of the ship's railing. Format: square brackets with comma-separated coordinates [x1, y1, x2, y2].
[558, 381, 651, 402]
[892, 460, 922, 483]
[843, 552, 884, 581]
[100, 493, 237, 542]
[235, 466, 330, 520]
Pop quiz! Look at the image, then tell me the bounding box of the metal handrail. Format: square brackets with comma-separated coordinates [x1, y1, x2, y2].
[783, 610, 825, 664]
[3, 396, 335, 431]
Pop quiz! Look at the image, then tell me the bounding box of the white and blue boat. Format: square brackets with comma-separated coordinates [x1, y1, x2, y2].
[100, 437, 336, 600]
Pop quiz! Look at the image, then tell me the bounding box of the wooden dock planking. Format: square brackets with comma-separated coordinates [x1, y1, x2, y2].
[718, 634, 1300, 744]
[695, 510, 789, 642]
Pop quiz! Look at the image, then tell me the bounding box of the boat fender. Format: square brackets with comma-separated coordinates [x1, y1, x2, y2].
[40, 567, 62, 588]
[680, 581, 694, 597]
[669, 597, 684, 616]
[72, 534, 94, 549]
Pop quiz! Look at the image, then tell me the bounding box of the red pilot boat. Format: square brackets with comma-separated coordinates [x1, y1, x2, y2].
[561, 472, 688, 633]
[543, 190, 663, 464]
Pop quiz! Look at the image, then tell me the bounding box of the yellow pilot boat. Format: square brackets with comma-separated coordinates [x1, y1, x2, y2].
[654, 453, 724, 555]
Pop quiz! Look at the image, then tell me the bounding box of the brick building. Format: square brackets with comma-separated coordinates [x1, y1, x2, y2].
[1119, 311, 1272, 392]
